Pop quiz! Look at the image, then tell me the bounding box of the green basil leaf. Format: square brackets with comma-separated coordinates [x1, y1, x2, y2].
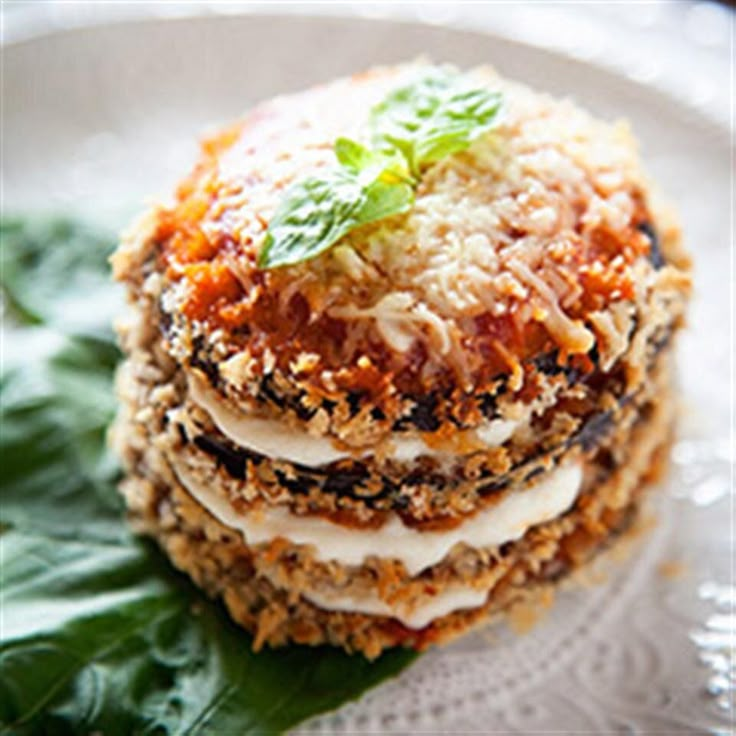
[370, 67, 503, 176]
[0, 330, 123, 543]
[1, 216, 121, 340]
[1, 526, 417, 736]
[1, 216, 418, 735]
[335, 137, 414, 186]
[259, 163, 413, 269]
[258, 171, 366, 268]
[260, 68, 502, 269]
[359, 178, 414, 224]
[334, 137, 377, 174]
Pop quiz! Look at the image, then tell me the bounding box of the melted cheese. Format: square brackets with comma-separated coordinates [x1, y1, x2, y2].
[173, 461, 583, 576]
[302, 585, 489, 629]
[189, 374, 520, 467]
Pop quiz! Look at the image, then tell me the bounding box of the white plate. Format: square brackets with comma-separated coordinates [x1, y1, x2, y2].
[3, 13, 732, 733]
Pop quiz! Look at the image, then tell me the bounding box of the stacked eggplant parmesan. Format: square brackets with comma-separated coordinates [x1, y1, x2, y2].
[111, 63, 691, 657]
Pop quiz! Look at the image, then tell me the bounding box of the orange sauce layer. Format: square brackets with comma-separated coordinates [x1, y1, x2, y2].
[155, 123, 654, 397]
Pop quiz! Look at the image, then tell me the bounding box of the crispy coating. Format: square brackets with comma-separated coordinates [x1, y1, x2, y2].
[112, 63, 691, 433]
[114, 375, 672, 657]
[111, 63, 691, 656]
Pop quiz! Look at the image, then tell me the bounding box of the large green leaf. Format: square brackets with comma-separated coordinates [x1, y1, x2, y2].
[0, 217, 417, 735]
[1, 217, 123, 340]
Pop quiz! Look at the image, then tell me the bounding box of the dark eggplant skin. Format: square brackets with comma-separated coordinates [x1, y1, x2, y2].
[576, 410, 614, 452]
[637, 221, 666, 270]
[402, 394, 441, 432]
[184, 330, 672, 508]
[193, 434, 248, 480]
[186, 403, 616, 507]
[258, 374, 317, 422]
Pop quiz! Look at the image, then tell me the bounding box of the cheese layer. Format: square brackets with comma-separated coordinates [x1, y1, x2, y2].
[173, 460, 581, 625]
[174, 461, 582, 576]
[302, 585, 490, 630]
[189, 374, 520, 467]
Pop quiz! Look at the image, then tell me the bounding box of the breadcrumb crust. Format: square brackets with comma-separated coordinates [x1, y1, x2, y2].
[111, 63, 691, 656]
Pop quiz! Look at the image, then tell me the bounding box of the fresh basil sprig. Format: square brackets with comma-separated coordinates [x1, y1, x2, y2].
[258, 67, 503, 269]
[257, 148, 414, 269]
[369, 69, 503, 177]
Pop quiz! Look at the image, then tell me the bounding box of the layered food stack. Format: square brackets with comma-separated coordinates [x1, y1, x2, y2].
[111, 63, 691, 657]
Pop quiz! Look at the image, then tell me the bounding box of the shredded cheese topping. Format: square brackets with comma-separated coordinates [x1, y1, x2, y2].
[152, 63, 654, 390]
